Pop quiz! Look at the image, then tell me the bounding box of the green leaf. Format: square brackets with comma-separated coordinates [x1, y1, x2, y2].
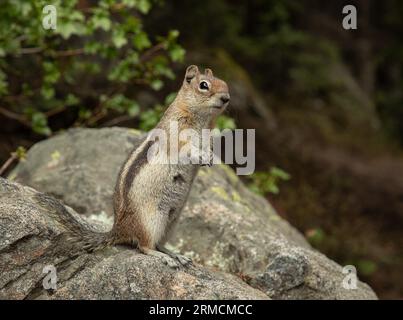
[91, 14, 111, 31]
[84, 41, 103, 54]
[168, 29, 180, 41]
[31, 112, 51, 136]
[105, 94, 126, 112]
[169, 44, 185, 62]
[13, 146, 27, 160]
[105, 94, 139, 116]
[20, 3, 32, 17]
[112, 29, 128, 48]
[127, 101, 140, 116]
[216, 115, 236, 130]
[41, 86, 55, 100]
[267, 183, 279, 194]
[164, 92, 177, 105]
[248, 166, 290, 196]
[150, 79, 163, 91]
[124, 16, 141, 32]
[57, 21, 86, 39]
[136, 0, 151, 14]
[0, 70, 8, 96]
[122, 0, 137, 8]
[357, 260, 377, 276]
[139, 105, 163, 131]
[270, 167, 291, 180]
[43, 62, 60, 84]
[65, 94, 79, 106]
[305, 228, 325, 246]
[108, 53, 139, 82]
[78, 107, 92, 120]
[133, 32, 151, 50]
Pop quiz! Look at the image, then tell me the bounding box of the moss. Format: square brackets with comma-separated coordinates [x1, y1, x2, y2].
[269, 215, 281, 222]
[166, 239, 200, 262]
[47, 150, 61, 167]
[211, 186, 230, 201]
[128, 128, 141, 135]
[198, 167, 211, 177]
[219, 164, 239, 185]
[7, 172, 16, 181]
[232, 190, 241, 202]
[204, 241, 233, 271]
[51, 150, 61, 161]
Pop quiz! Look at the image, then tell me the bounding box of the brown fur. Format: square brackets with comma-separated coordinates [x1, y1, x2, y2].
[60, 65, 230, 263]
[111, 65, 230, 251]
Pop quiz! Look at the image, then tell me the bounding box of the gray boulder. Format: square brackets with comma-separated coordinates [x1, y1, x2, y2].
[0, 177, 267, 299]
[9, 127, 377, 299]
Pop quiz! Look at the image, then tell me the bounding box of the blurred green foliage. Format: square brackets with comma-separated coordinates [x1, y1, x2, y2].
[138, 105, 163, 131]
[12, 146, 27, 161]
[248, 166, 290, 195]
[0, 0, 185, 135]
[305, 228, 325, 247]
[356, 259, 378, 276]
[215, 115, 236, 131]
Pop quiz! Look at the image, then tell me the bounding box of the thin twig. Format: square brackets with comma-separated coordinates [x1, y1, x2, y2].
[44, 106, 67, 117]
[86, 109, 107, 126]
[0, 154, 17, 177]
[17, 47, 85, 57]
[0, 107, 31, 127]
[101, 115, 134, 127]
[140, 43, 165, 63]
[19, 47, 43, 55]
[54, 48, 85, 57]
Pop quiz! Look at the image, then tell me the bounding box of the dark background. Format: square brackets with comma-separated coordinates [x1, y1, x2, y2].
[0, 0, 402, 299]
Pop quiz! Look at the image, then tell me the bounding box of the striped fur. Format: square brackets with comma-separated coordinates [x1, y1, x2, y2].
[109, 65, 230, 252]
[46, 65, 230, 255]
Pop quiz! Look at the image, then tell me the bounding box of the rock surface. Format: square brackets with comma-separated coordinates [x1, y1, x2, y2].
[8, 127, 377, 299]
[0, 177, 267, 300]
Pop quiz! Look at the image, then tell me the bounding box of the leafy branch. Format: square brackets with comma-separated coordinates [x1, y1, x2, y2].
[0, 0, 186, 135]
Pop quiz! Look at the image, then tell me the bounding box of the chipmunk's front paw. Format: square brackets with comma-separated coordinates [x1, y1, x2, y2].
[175, 254, 192, 266]
[161, 255, 180, 269]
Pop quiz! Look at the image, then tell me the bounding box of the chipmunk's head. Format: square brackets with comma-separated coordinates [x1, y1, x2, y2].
[178, 65, 230, 118]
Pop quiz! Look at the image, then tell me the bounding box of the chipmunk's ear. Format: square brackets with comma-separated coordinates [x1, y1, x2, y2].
[204, 68, 214, 77]
[185, 65, 199, 83]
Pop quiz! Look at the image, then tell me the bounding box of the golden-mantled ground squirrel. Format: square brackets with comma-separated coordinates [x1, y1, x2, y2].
[43, 65, 230, 268]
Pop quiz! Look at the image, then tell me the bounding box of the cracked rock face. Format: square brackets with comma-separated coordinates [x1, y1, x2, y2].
[8, 127, 377, 299]
[0, 177, 267, 300]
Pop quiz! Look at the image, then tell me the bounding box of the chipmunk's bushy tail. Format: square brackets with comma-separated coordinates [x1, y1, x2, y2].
[34, 191, 115, 253]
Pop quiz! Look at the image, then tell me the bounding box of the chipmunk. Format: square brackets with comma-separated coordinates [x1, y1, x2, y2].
[43, 65, 230, 268]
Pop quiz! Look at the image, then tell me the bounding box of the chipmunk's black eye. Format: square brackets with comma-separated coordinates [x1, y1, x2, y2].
[199, 81, 209, 91]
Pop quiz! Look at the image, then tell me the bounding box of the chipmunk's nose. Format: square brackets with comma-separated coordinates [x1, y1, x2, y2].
[220, 93, 230, 104]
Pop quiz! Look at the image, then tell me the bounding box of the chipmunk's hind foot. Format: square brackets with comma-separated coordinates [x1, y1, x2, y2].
[138, 246, 180, 269]
[156, 244, 192, 267]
